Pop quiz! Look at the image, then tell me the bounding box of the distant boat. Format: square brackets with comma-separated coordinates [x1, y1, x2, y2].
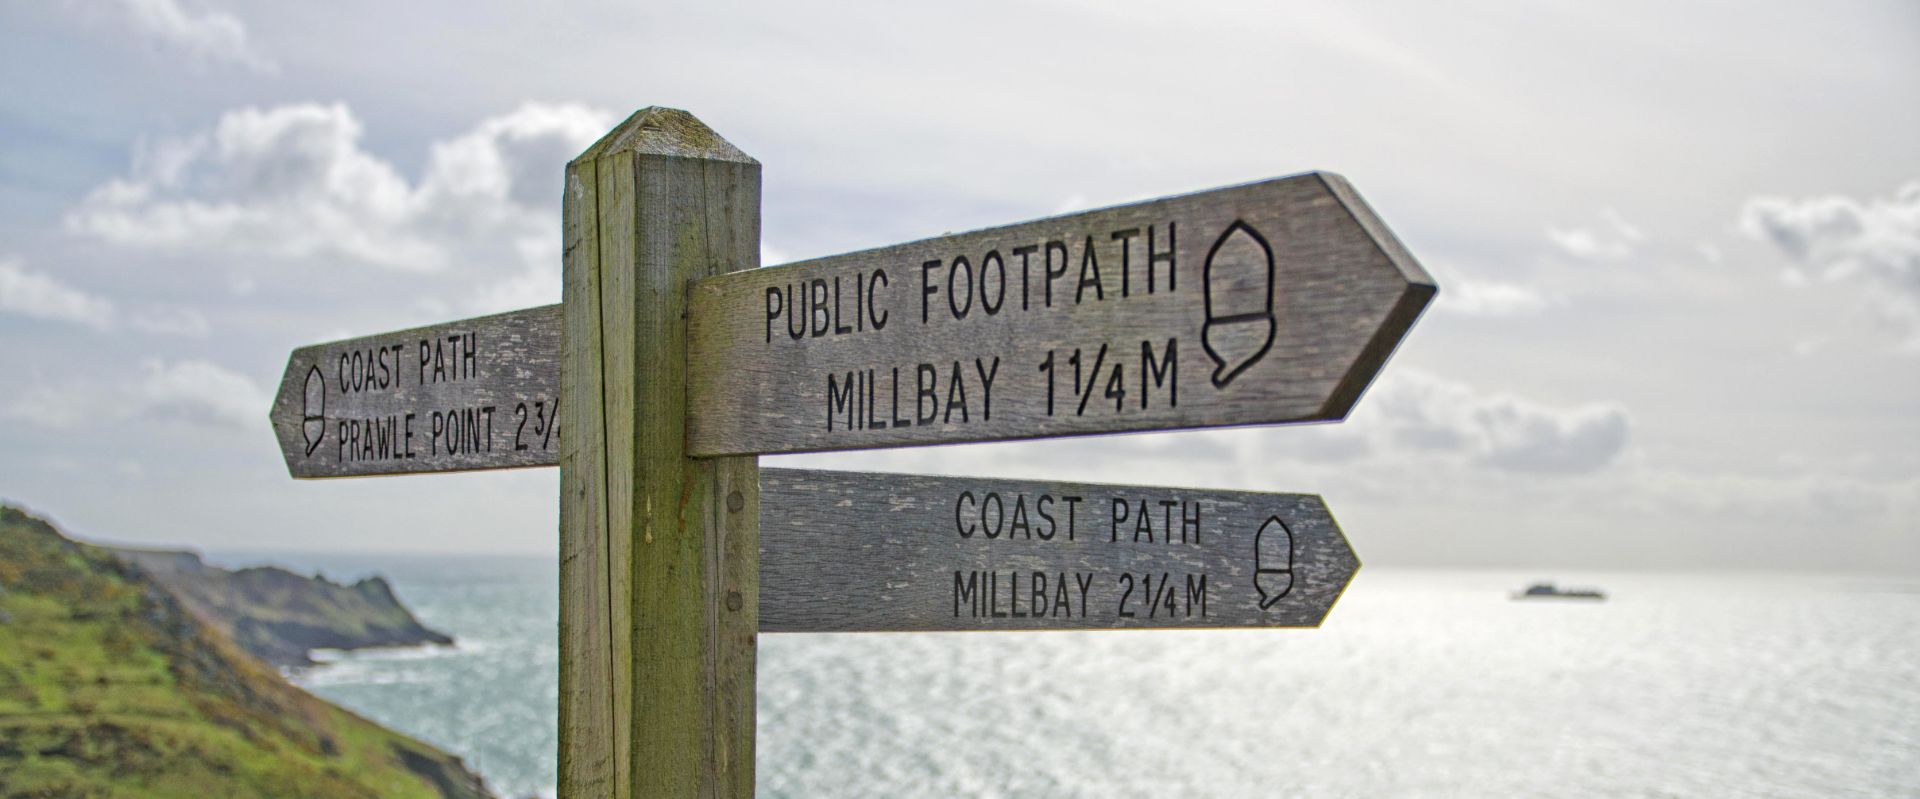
[1511, 582, 1605, 600]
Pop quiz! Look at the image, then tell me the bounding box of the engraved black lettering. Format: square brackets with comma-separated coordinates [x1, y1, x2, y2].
[1012, 244, 1038, 311]
[832, 276, 852, 335]
[1009, 571, 1026, 618]
[1187, 574, 1208, 617]
[1111, 227, 1140, 297]
[1043, 240, 1069, 307]
[981, 492, 1003, 539]
[868, 269, 889, 330]
[955, 491, 977, 538]
[786, 283, 805, 340]
[954, 571, 978, 618]
[808, 278, 830, 337]
[920, 259, 941, 324]
[765, 286, 783, 343]
[916, 363, 938, 425]
[943, 361, 968, 423]
[980, 250, 1005, 315]
[1075, 235, 1104, 303]
[1143, 338, 1177, 408]
[1148, 222, 1176, 293]
[974, 356, 999, 422]
[947, 255, 972, 319]
[866, 368, 886, 430]
[891, 367, 909, 427]
[828, 372, 854, 431]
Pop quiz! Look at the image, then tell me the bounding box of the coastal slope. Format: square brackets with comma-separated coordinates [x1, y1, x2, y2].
[0, 506, 494, 799]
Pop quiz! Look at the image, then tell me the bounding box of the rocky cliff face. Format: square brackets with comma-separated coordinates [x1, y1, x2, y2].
[113, 546, 455, 668]
[0, 505, 495, 799]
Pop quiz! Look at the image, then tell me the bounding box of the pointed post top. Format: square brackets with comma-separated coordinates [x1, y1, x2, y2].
[572, 106, 756, 165]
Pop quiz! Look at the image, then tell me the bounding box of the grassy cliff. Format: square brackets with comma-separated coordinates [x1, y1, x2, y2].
[0, 506, 494, 799]
[112, 547, 454, 668]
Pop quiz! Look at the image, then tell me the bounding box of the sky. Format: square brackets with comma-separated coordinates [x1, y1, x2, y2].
[0, 0, 1915, 571]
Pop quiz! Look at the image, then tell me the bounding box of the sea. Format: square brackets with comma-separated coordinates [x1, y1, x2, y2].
[205, 552, 1920, 799]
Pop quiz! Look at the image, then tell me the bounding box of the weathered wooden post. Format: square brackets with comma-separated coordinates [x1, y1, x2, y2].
[559, 108, 761, 798]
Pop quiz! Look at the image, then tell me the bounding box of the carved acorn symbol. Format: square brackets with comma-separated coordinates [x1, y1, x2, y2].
[302, 365, 326, 457]
[1200, 220, 1277, 389]
[1254, 515, 1295, 610]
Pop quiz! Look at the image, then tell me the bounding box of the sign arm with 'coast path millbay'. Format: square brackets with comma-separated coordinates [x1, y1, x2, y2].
[758, 469, 1359, 632]
[269, 171, 1432, 476]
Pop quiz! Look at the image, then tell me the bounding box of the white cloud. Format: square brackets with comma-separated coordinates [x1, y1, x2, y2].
[0, 259, 115, 330]
[128, 306, 211, 337]
[4, 359, 266, 431]
[1440, 279, 1554, 317]
[132, 359, 266, 429]
[1547, 207, 1645, 261]
[67, 102, 614, 302]
[1741, 181, 1920, 350]
[1361, 369, 1632, 474]
[0, 257, 209, 337]
[108, 0, 272, 71]
[1696, 242, 1723, 265]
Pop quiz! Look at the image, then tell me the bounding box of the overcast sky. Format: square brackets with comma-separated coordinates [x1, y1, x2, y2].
[1, 1, 1915, 571]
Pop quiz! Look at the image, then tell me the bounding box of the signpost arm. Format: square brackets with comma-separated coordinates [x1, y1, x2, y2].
[561, 107, 761, 799]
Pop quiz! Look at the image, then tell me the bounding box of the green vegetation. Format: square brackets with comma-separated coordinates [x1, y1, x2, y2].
[112, 547, 453, 668]
[0, 506, 493, 799]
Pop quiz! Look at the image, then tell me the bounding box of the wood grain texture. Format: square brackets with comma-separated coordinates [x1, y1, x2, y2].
[269, 305, 561, 478]
[687, 173, 1436, 456]
[558, 156, 611, 798]
[559, 107, 760, 799]
[757, 468, 1358, 632]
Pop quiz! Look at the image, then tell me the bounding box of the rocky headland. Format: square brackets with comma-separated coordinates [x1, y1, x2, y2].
[111, 545, 454, 669]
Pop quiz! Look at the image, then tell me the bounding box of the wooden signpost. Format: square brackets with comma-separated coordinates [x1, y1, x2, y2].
[267, 107, 1433, 798]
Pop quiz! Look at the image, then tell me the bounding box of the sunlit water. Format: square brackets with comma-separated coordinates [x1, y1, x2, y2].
[210, 552, 1920, 798]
